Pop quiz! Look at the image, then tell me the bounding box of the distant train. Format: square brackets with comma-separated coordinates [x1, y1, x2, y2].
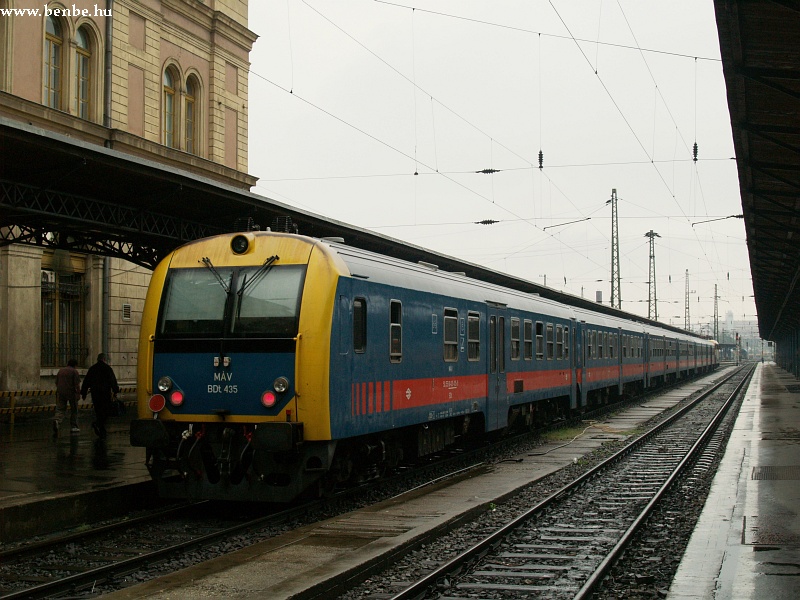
[130, 231, 718, 501]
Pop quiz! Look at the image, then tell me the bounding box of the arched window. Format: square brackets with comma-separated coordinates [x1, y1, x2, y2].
[75, 27, 91, 119]
[44, 16, 63, 109]
[185, 75, 198, 154]
[163, 67, 178, 147]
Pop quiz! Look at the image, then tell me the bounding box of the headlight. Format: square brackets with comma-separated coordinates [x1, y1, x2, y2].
[231, 234, 249, 254]
[273, 376, 290, 393]
[157, 376, 173, 393]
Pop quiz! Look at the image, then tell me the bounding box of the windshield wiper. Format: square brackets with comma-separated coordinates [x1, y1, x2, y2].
[200, 257, 231, 293]
[238, 254, 279, 298]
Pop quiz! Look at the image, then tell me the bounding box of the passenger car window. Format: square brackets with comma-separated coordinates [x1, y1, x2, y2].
[390, 300, 402, 362]
[510, 318, 520, 360]
[556, 325, 563, 360]
[444, 308, 458, 362]
[536, 322, 544, 359]
[468, 312, 480, 361]
[524, 320, 533, 360]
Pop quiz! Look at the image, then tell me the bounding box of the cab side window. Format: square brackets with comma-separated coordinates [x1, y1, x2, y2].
[354, 298, 366, 353]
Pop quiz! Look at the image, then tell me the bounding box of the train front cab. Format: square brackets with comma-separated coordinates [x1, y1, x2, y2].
[131, 233, 346, 502]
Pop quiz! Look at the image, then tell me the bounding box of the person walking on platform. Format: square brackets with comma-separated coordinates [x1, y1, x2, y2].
[80, 353, 120, 440]
[54, 358, 81, 437]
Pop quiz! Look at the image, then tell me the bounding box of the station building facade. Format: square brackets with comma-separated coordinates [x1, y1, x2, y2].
[0, 0, 257, 390]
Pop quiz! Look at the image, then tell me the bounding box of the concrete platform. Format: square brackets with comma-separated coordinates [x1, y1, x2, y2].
[0, 394, 154, 543]
[669, 363, 800, 599]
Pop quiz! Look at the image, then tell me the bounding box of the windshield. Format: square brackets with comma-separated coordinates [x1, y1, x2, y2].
[233, 265, 305, 337]
[158, 265, 305, 339]
[160, 267, 233, 336]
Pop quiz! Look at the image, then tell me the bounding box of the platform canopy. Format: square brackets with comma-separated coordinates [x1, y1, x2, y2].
[714, 0, 800, 340]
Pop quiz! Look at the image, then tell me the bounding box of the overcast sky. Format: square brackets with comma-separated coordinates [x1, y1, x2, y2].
[246, 0, 755, 337]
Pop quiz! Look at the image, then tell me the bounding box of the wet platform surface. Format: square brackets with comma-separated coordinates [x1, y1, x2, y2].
[0, 396, 153, 542]
[669, 363, 800, 599]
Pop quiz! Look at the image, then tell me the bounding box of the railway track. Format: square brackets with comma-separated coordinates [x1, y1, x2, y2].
[0, 454, 491, 598]
[0, 369, 729, 599]
[377, 365, 753, 600]
[0, 501, 293, 599]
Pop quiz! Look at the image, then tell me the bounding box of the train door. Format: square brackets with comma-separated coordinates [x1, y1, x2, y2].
[569, 318, 578, 409]
[578, 320, 587, 408]
[617, 327, 623, 395]
[487, 307, 507, 430]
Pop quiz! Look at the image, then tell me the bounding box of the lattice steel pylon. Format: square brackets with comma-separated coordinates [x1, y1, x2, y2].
[607, 189, 621, 309]
[645, 230, 660, 320]
[684, 269, 692, 331]
[714, 284, 719, 340]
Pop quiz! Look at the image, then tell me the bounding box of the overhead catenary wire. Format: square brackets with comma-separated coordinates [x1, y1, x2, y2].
[256, 156, 734, 182]
[614, 0, 721, 280]
[297, 0, 717, 253]
[255, 2, 612, 271]
[375, 1, 721, 63]
[251, 2, 745, 319]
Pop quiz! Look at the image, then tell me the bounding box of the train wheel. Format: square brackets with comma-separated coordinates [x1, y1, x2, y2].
[330, 453, 353, 484]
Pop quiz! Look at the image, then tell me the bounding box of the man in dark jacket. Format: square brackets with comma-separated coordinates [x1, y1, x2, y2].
[81, 353, 120, 439]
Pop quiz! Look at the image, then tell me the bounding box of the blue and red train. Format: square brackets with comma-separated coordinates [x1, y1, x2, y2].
[130, 231, 718, 501]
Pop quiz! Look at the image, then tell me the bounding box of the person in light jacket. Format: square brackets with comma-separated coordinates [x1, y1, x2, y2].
[54, 358, 81, 437]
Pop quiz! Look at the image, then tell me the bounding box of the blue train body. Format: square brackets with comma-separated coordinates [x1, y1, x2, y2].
[131, 232, 718, 502]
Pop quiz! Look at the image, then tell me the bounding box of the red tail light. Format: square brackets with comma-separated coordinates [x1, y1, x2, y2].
[261, 390, 277, 408]
[170, 390, 185, 407]
[149, 394, 166, 413]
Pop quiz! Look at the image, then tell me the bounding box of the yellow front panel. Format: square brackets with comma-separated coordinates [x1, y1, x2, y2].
[137, 233, 349, 439]
[137, 257, 171, 418]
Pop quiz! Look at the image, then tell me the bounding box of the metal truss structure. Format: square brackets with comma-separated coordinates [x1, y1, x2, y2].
[0, 179, 221, 268]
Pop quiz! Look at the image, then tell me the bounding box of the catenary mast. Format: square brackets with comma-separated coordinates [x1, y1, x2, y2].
[645, 230, 660, 320]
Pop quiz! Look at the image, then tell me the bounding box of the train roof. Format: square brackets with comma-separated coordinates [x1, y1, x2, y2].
[300, 231, 709, 340]
[321, 237, 711, 344]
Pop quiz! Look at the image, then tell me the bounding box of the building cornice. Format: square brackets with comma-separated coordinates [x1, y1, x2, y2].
[0, 91, 257, 189]
[161, 0, 258, 56]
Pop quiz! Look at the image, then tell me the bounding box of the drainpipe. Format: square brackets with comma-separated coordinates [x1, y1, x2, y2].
[103, 0, 113, 130]
[102, 1, 113, 355]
